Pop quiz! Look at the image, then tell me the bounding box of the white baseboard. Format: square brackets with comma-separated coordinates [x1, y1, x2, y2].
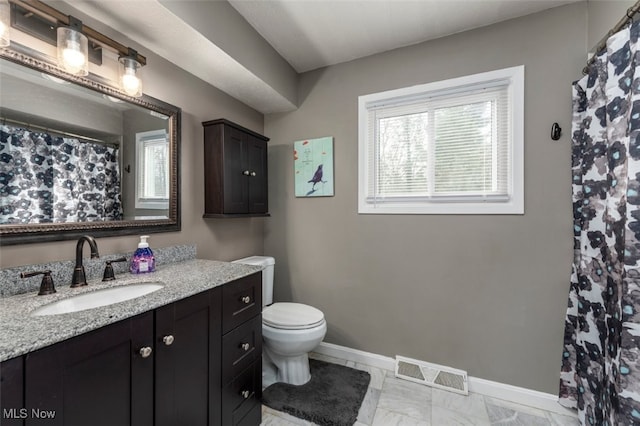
[315, 341, 396, 371]
[467, 376, 576, 416]
[314, 342, 576, 418]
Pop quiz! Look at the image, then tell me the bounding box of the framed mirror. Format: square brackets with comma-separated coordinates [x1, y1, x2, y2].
[0, 45, 181, 245]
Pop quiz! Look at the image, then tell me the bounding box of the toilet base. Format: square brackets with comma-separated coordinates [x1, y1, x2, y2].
[264, 346, 312, 386]
[262, 355, 278, 389]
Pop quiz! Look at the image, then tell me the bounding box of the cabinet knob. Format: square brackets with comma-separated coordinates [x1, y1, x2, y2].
[139, 347, 153, 358]
[163, 335, 175, 346]
[241, 390, 250, 399]
[250, 171, 256, 177]
[241, 342, 250, 351]
[241, 296, 251, 304]
[242, 170, 250, 176]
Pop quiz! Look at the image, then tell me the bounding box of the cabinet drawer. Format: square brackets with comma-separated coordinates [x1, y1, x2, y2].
[222, 273, 262, 333]
[222, 315, 262, 384]
[221, 360, 261, 426]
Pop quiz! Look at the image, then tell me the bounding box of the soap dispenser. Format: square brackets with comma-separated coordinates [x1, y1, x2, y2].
[130, 235, 156, 274]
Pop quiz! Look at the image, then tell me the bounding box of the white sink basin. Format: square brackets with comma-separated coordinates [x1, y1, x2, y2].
[31, 283, 164, 316]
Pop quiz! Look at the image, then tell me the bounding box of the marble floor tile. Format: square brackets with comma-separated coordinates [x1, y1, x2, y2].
[546, 412, 580, 426]
[357, 387, 381, 425]
[432, 405, 492, 425]
[432, 389, 490, 423]
[484, 396, 554, 419]
[486, 402, 551, 426]
[371, 407, 431, 426]
[260, 411, 301, 426]
[376, 376, 432, 420]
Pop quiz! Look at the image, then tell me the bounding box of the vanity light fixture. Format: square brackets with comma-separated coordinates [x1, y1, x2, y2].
[0, 0, 10, 47]
[119, 48, 142, 98]
[8, 0, 147, 95]
[57, 16, 88, 76]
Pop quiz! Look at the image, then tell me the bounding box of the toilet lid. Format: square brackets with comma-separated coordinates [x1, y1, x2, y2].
[263, 302, 325, 330]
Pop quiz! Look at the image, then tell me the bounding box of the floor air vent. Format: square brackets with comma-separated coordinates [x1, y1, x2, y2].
[395, 356, 468, 395]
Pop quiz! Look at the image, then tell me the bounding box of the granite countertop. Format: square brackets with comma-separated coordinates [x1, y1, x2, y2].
[0, 259, 262, 362]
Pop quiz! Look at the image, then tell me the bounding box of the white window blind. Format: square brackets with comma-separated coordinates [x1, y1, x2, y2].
[358, 66, 524, 214]
[135, 129, 169, 210]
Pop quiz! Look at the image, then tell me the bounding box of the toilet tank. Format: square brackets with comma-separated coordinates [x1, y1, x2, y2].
[231, 256, 275, 307]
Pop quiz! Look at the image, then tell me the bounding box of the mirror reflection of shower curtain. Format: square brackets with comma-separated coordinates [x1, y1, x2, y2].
[559, 20, 640, 425]
[0, 125, 123, 223]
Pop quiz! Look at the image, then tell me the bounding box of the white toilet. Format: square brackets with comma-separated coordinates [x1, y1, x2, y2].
[232, 256, 326, 387]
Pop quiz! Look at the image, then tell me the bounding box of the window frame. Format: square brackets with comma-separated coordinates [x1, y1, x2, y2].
[135, 129, 170, 210]
[358, 66, 524, 215]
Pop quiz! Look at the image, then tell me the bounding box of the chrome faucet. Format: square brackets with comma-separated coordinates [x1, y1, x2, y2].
[71, 235, 100, 287]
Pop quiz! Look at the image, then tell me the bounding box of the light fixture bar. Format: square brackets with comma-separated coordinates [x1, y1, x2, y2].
[8, 0, 146, 66]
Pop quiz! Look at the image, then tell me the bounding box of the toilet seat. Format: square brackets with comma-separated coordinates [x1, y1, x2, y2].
[263, 302, 325, 330]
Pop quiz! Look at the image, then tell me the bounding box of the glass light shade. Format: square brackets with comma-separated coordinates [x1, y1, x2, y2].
[57, 26, 88, 76]
[0, 0, 10, 48]
[119, 56, 143, 97]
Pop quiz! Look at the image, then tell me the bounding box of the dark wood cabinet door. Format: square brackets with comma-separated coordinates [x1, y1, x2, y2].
[222, 126, 249, 214]
[155, 287, 222, 426]
[202, 119, 269, 217]
[1, 356, 24, 426]
[24, 312, 154, 426]
[203, 123, 224, 215]
[246, 135, 268, 214]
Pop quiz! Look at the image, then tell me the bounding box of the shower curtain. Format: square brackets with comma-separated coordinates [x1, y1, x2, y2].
[559, 20, 640, 425]
[0, 125, 123, 223]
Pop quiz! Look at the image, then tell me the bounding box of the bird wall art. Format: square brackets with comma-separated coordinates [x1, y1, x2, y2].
[294, 136, 334, 197]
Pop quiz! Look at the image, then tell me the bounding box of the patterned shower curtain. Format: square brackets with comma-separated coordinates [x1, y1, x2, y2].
[0, 125, 123, 223]
[559, 21, 640, 425]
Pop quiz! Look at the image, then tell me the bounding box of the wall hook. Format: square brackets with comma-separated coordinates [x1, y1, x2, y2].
[125, 165, 131, 173]
[551, 122, 562, 141]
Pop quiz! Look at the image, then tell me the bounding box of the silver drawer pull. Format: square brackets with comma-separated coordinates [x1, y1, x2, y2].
[250, 171, 256, 177]
[241, 296, 251, 304]
[241, 342, 250, 351]
[242, 170, 250, 176]
[139, 347, 153, 358]
[163, 335, 175, 346]
[241, 390, 250, 399]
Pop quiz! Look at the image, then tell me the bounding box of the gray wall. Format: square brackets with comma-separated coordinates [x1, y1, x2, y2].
[588, 0, 636, 52]
[264, 3, 586, 394]
[0, 14, 267, 268]
[159, 0, 298, 108]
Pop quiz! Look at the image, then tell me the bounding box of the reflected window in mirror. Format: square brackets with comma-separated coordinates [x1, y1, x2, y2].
[135, 129, 169, 211]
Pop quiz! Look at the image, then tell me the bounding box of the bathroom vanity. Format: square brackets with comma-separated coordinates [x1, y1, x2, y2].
[0, 259, 262, 426]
